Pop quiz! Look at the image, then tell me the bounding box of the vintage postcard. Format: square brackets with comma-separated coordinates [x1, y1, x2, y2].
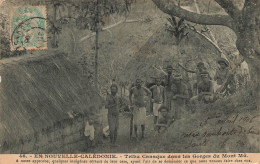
[0, 0, 259, 163]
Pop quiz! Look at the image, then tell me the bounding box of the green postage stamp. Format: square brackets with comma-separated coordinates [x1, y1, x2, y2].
[10, 5, 47, 50]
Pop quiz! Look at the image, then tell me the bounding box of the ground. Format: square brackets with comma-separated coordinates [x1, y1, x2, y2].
[77, 108, 161, 153]
[75, 88, 260, 153]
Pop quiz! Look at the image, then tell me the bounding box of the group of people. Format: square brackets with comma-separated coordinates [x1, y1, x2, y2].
[103, 57, 235, 146]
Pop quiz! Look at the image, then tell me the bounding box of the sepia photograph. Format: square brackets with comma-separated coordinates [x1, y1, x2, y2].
[0, 0, 259, 154]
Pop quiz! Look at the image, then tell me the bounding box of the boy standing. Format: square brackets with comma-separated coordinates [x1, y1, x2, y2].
[150, 77, 165, 127]
[105, 84, 120, 146]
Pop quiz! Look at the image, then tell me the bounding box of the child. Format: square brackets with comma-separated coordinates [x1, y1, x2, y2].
[84, 119, 95, 148]
[150, 77, 165, 129]
[157, 105, 174, 133]
[105, 84, 120, 146]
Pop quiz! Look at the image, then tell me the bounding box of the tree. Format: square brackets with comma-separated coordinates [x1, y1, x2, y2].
[49, 0, 133, 88]
[152, 0, 260, 104]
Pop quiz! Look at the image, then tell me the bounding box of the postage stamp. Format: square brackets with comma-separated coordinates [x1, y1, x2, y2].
[9, 5, 47, 51]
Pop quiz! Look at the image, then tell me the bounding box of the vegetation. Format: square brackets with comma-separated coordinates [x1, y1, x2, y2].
[152, 0, 260, 106]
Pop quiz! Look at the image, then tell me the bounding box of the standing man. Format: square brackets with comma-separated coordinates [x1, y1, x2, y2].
[164, 65, 174, 110]
[129, 78, 151, 139]
[150, 77, 165, 128]
[105, 84, 120, 146]
[171, 74, 189, 120]
[178, 62, 209, 95]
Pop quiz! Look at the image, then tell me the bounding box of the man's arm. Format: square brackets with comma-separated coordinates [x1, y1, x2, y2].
[210, 81, 214, 94]
[104, 96, 109, 109]
[218, 70, 232, 93]
[129, 87, 134, 105]
[105, 95, 117, 109]
[150, 85, 155, 92]
[162, 86, 165, 103]
[214, 69, 219, 81]
[143, 86, 152, 101]
[150, 85, 155, 102]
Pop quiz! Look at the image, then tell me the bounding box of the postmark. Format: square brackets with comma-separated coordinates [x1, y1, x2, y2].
[10, 5, 47, 51]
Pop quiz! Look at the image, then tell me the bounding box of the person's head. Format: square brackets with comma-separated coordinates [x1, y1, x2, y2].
[217, 58, 229, 69]
[173, 74, 182, 84]
[219, 62, 227, 69]
[136, 78, 142, 88]
[88, 118, 94, 125]
[155, 77, 161, 86]
[197, 62, 204, 71]
[159, 105, 169, 117]
[200, 71, 210, 83]
[166, 65, 173, 74]
[110, 84, 118, 95]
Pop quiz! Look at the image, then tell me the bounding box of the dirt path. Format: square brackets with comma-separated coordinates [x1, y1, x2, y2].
[78, 108, 160, 153]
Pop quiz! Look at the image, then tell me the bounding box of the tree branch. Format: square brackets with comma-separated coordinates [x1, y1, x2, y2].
[186, 25, 222, 55]
[80, 19, 143, 42]
[152, 0, 233, 29]
[178, 63, 196, 73]
[153, 65, 167, 75]
[192, 0, 229, 61]
[214, 0, 240, 19]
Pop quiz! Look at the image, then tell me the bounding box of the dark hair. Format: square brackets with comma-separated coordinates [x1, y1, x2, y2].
[110, 84, 118, 89]
[197, 62, 204, 67]
[166, 65, 173, 69]
[200, 71, 209, 76]
[217, 58, 229, 67]
[158, 105, 169, 112]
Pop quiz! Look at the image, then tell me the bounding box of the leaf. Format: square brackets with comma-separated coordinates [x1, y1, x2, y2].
[167, 17, 177, 27]
[178, 18, 185, 27]
[178, 27, 185, 34]
[171, 16, 177, 26]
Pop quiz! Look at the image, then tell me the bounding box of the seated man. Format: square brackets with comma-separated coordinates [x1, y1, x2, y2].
[171, 74, 189, 120]
[214, 58, 236, 96]
[178, 62, 211, 96]
[197, 71, 214, 103]
[157, 105, 174, 133]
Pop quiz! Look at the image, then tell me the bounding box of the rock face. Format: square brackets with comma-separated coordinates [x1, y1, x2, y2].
[0, 51, 103, 153]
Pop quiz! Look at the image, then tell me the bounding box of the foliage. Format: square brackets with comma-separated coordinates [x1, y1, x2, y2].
[48, 22, 62, 36]
[78, 54, 95, 84]
[165, 16, 189, 45]
[0, 13, 7, 30]
[48, 0, 134, 86]
[49, 0, 134, 33]
[0, 31, 26, 59]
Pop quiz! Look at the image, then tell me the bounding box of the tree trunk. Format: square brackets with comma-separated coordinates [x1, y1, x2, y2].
[236, 29, 260, 110]
[95, 28, 99, 88]
[52, 5, 58, 48]
[152, 0, 260, 109]
[95, 0, 100, 89]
